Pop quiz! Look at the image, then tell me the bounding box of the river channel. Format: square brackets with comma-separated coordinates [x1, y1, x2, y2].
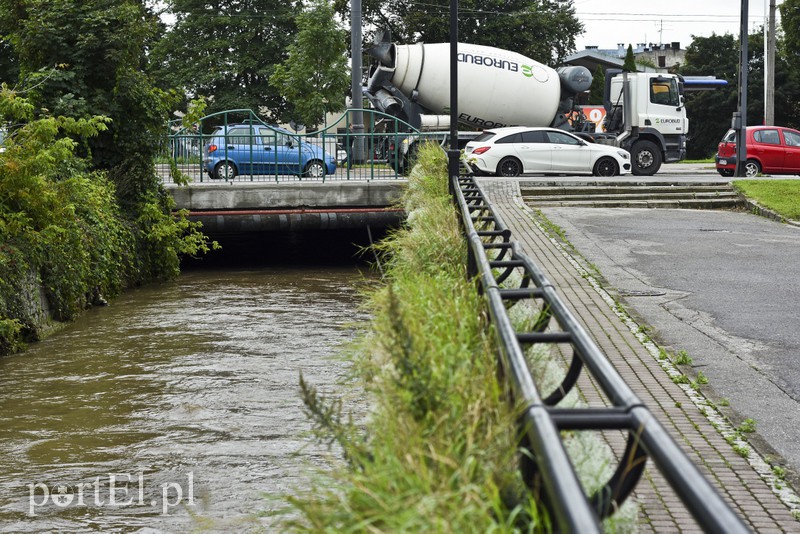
[0, 259, 371, 532]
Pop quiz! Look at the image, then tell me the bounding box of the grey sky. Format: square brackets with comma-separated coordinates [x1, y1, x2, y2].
[573, 0, 781, 50]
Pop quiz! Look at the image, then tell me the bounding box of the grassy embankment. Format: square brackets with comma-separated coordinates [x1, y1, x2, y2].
[283, 143, 636, 532]
[733, 180, 800, 220]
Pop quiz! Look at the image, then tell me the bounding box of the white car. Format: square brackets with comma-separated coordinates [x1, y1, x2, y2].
[464, 126, 632, 177]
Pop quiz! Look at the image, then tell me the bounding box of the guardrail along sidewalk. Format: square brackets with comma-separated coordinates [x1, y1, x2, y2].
[452, 174, 798, 532]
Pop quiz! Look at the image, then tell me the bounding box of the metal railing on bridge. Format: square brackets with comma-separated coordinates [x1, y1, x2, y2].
[160, 109, 462, 184]
[451, 173, 748, 532]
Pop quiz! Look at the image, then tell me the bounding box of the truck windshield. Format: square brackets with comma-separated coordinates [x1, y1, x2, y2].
[650, 78, 680, 107]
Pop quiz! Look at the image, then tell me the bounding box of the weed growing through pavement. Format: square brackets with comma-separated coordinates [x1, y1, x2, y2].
[738, 418, 757, 434]
[673, 350, 693, 365]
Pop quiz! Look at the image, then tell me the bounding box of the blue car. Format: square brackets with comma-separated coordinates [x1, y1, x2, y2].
[202, 123, 337, 179]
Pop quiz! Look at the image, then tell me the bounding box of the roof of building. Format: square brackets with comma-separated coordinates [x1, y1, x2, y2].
[562, 49, 624, 72]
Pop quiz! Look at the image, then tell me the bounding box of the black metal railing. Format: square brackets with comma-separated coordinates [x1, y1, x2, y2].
[451, 173, 748, 533]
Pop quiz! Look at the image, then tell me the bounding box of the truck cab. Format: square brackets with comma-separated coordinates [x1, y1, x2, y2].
[602, 71, 687, 174]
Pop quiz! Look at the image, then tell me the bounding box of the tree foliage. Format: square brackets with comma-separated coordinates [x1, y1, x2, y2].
[338, 0, 582, 64]
[780, 0, 800, 72]
[588, 65, 605, 105]
[151, 0, 301, 123]
[0, 87, 134, 351]
[680, 33, 739, 159]
[680, 31, 800, 159]
[270, 0, 350, 129]
[622, 44, 637, 72]
[1, 0, 173, 207]
[0, 0, 216, 351]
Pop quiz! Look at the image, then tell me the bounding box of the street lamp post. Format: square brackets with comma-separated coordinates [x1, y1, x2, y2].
[447, 0, 460, 182]
[735, 0, 749, 177]
[350, 0, 365, 164]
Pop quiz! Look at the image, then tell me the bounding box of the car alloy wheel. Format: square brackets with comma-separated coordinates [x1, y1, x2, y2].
[594, 157, 618, 177]
[304, 160, 326, 178]
[214, 161, 237, 180]
[744, 160, 761, 177]
[497, 156, 522, 177]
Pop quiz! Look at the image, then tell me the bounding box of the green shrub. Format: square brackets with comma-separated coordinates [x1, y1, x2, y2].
[0, 87, 213, 352]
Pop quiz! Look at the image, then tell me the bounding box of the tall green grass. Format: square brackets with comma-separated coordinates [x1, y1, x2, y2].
[283, 143, 636, 532]
[285, 143, 545, 532]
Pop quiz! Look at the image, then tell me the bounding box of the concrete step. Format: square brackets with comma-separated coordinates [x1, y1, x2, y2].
[520, 181, 745, 210]
[522, 192, 740, 203]
[529, 198, 743, 209]
[521, 185, 734, 197]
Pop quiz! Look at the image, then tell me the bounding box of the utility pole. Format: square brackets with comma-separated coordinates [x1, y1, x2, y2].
[735, 0, 749, 177]
[350, 0, 365, 163]
[764, 0, 776, 125]
[447, 0, 460, 182]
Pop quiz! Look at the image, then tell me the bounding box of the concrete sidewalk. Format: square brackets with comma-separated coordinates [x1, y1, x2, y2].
[659, 162, 718, 175]
[481, 178, 799, 532]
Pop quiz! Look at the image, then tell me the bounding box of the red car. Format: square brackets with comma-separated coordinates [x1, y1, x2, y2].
[715, 125, 800, 177]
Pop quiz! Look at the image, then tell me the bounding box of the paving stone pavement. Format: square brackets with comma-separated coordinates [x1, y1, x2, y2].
[480, 177, 800, 532]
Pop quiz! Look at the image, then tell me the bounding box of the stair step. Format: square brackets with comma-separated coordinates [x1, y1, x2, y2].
[520, 186, 734, 197]
[528, 198, 742, 209]
[523, 192, 740, 202]
[519, 180, 744, 210]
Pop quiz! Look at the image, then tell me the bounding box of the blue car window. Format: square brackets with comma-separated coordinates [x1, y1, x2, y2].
[259, 128, 277, 148]
[227, 127, 254, 145]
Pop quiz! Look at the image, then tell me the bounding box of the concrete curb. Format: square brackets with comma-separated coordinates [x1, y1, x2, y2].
[740, 196, 800, 228]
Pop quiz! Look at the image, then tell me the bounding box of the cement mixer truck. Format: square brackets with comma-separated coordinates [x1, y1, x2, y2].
[364, 32, 696, 176]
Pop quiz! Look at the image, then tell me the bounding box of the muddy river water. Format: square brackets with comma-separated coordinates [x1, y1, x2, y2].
[0, 266, 368, 532]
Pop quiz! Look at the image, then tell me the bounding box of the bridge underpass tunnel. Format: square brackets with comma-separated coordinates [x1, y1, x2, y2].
[181, 226, 394, 269]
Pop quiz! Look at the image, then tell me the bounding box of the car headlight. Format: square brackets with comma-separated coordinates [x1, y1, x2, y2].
[617, 150, 630, 159]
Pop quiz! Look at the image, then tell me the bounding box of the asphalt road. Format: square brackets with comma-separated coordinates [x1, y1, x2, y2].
[539, 197, 800, 479]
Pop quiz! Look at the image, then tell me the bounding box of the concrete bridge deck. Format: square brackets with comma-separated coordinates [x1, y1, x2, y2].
[165, 180, 405, 232]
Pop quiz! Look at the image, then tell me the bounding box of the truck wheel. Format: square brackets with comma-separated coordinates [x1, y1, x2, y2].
[744, 160, 761, 177]
[630, 140, 662, 176]
[497, 156, 522, 177]
[593, 157, 619, 177]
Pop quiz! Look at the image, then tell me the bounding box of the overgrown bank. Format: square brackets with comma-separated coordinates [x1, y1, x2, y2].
[284, 145, 635, 532]
[0, 2, 217, 354]
[0, 89, 211, 354]
[284, 144, 544, 531]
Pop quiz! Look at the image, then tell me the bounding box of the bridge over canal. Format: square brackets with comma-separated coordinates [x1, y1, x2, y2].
[165, 180, 406, 233]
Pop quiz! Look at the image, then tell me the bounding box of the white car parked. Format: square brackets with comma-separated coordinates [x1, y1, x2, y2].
[464, 126, 632, 177]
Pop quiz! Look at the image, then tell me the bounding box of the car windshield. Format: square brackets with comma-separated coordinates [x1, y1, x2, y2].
[650, 78, 680, 107]
[722, 129, 736, 143]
